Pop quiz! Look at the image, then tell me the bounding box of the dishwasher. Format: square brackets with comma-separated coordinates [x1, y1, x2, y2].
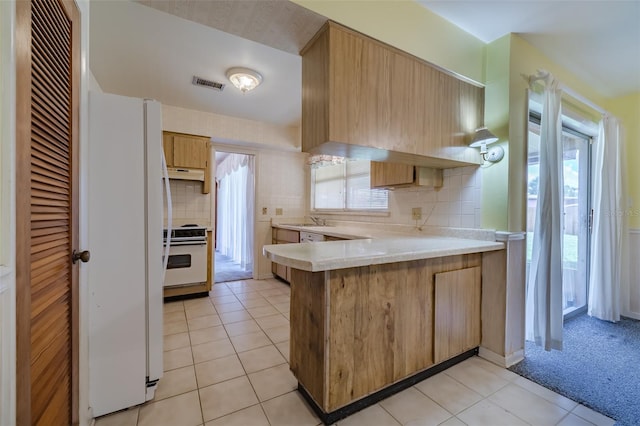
[300, 231, 325, 243]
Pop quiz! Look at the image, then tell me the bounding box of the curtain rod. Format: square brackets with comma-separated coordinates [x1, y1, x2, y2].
[523, 70, 608, 116]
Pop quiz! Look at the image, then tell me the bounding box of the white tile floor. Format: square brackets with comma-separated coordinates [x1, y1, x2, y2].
[95, 278, 616, 426]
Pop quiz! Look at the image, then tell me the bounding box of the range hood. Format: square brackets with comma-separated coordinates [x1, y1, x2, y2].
[166, 167, 205, 182]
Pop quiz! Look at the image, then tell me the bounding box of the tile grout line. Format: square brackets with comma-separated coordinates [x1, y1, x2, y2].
[154, 280, 299, 426]
[203, 281, 286, 424]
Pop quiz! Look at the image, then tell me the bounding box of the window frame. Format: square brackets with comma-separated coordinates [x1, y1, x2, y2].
[310, 159, 389, 214]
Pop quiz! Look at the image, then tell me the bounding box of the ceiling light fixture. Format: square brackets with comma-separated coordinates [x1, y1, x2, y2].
[469, 127, 503, 162]
[226, 67, 263, 93]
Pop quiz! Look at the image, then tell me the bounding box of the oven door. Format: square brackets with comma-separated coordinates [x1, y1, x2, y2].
[164, 242, 207, 287]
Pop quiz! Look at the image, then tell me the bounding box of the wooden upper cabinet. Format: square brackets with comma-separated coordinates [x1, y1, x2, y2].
[163, 133, 174, 166]
[370, 161, 414, 187]
[173, 135, 208, 169]
[163, 131, 211, 194]
[370, 161, 444, 189]
[301, 21, 484, 168]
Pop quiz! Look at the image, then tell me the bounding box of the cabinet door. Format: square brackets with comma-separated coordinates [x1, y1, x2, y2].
[162, 133, 174, 166]
[370, 161, 414, 188]
[434, 266, 481, 363]
[173, 135, 208, 169]
[271, 228, 300, 282]
[416, 71, 484, 163]
[275, 228, 300, 243]
[388, 51, 420, 154]
[330, 27, 391, 149]
[275, 263, 288, 282]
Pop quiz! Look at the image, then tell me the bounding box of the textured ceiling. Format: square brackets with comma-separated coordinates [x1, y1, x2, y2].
[91, 0, 638, 131]
[136, 0, 327, 55]
[91, 1, 317, 127]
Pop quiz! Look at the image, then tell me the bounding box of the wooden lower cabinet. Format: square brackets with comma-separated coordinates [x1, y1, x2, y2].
[271, 228, 300, 282]
[434, 266, 482, 363]
[290, 253, 481, 413]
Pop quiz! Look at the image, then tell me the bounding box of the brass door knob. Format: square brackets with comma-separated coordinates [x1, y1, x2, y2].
[72, 250, 91, 264]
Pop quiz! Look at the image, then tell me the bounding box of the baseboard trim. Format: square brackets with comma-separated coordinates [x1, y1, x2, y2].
[479, 347, 524, 368]
[163, 292, 208, 302]
[478, 347, 506, 367]
[505, 349, 525, 367]
[256, 272, 275, 280]
[622, 311, 640, 320]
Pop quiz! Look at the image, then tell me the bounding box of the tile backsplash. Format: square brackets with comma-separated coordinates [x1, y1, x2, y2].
[256, 151, 308, 223]
[164, 179, 211, 228]
[390, 166, 482, 228]
[313, 165, 482, 228]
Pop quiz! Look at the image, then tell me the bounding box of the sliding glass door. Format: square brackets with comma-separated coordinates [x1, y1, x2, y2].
[527, 117, 591, 317]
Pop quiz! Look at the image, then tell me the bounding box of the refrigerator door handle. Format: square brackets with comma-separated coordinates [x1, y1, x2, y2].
[161, 150, 172, 280]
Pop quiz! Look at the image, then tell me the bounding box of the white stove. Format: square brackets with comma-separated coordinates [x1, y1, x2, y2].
[163, 225, 208, 288]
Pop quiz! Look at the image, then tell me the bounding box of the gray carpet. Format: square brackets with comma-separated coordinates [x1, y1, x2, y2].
[509, 314, 640, 426]
[214, 251, 252, 283]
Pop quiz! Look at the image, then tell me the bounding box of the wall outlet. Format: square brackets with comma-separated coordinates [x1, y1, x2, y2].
[262, 207, 268, 215]
[412, 207, 422, 220]
[275, 208, 283, 216]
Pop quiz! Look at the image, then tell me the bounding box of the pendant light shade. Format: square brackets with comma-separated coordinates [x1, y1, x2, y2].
[469, 127, 499, 154]
[470, 127, 503, 162]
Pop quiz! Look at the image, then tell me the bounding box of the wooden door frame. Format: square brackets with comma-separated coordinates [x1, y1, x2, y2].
[15, 0, 81, 423]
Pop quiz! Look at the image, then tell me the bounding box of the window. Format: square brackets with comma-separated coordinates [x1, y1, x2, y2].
[312, 159, 388, 211]
[527, 106, 594, 317]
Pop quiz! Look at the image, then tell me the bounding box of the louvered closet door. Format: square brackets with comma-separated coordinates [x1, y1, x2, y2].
[15, 0, 80, 424]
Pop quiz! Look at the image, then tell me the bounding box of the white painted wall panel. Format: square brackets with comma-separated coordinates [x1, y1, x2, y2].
[624, 229, 640, 319]
[0, 1, 16, 424]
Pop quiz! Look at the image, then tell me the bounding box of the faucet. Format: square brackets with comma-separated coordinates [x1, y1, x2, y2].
[310, 216, 326, 226]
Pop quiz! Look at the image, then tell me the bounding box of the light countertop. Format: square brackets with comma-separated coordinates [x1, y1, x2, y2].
[263, 236, 504, 272]
[273, 224, 409, 240]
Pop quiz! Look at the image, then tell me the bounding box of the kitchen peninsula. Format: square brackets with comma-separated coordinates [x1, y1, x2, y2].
[263, 233, 504, 424]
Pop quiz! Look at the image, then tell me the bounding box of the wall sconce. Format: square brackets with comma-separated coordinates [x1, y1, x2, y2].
[470, 127, 504, 162]
[226, 67, 263, 93]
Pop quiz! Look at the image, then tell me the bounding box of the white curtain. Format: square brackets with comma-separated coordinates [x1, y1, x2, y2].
[216, 154, 254, 271]
[526, 78, 565, 351]
[588, 116, 628, 322]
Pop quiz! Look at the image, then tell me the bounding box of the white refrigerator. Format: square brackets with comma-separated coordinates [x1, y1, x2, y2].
[88, 92, 169, 417]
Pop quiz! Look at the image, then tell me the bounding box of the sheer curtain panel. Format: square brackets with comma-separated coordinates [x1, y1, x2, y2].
[216, 154, 254, 271]
[526, 80, 565, 351]
[588, 116, 628, 322]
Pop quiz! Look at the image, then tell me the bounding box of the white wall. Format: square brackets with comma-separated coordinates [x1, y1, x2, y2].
[0, 1, 17, 424]
[162, 105, 300, 152]
[624, 229, 640, 319]
[255, 150, 308, 278]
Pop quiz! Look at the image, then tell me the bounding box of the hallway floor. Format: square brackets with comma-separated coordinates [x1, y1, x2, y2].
[95, 278, 615, 426]
[214, 251, 253, 283]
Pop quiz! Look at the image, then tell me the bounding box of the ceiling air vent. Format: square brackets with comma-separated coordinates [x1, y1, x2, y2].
[192, 76, 225, 91]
